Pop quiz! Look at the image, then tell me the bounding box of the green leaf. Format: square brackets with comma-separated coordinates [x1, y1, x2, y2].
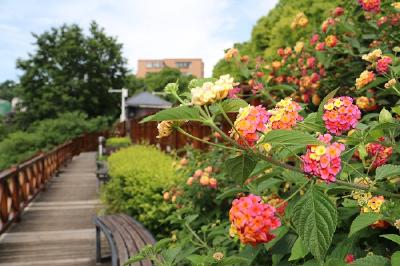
[219, 256, 251, 266]
[392, 106, 400, 115]
[292, 187, 337, 260]
[351, 255, 390, 266]
[375, 164, 400, 180]
[263, 130, 321, 146]
[379, 108, 393, 124]
[264, 226, 289, 250]
[380, 234, 400, 245]
[392, 251, 400, 266]
[298, 112, 325, 132]
[210, 98, 248, 115]
[256, 178, 282, 193]
[317, 88, 338, 115]
[348, 213, 382, 237]
[288, 237, 309, 261]
[216, 187, 248, 200]
[224, 153, 257, 184]
[141, 106, 201, 123]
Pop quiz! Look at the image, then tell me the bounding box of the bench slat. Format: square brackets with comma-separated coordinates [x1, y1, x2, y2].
[96, 214, 155, 266]
[101, 216, 130, 265]
[118, 215, 153, 266]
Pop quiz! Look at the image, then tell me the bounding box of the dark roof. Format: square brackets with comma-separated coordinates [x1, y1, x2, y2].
[126, 91, 172, 109]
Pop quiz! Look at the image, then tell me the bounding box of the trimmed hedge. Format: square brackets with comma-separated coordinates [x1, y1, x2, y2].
[105, 137, 132, 148]
[101, 145, 181, 237]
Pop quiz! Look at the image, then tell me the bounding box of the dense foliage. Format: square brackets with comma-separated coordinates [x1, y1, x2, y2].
[101, 145, 182, 237]
[105, 137, 132, 148]
[0, 112, 109, 170]
[128, 1, 400, 265]
[16, 22, 127, 124]
[213, 0, 340, 79]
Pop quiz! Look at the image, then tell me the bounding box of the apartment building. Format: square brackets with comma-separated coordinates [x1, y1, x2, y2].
[136, 58, 204, 78]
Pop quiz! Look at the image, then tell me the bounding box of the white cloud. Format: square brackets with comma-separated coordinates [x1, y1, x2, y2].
[0, 0, 278, 79]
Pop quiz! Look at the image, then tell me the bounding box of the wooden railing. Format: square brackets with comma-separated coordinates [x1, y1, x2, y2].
[127, 118, 233, 152]
[0, 132, 103, 235]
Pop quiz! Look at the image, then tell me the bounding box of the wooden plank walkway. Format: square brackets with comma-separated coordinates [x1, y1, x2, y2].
[0, 152, 110, 266]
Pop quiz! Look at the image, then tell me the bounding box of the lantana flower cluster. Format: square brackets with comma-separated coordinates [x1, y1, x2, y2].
[291, 12, 309, 29]
[357, 49, 393, 89]
[266, 98, 303, 130]
[229, 194, 281, 246]
[191, 74, 235, 105]
[358, 0, 381, 13]
[365, 139, 393, 169]
[302, 134, 345, 183]
[157, 120, 183, 138]
[323, 97, 361, 135]
[356, 96, 377, 111]
[231, 105, 270, 146]
[187, 166, 218, 189]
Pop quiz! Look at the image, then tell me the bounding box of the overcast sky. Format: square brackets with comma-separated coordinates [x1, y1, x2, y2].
[0, 0, 278, 81]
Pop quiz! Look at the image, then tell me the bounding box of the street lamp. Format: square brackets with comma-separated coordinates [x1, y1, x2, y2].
[108, 88, 128, 122]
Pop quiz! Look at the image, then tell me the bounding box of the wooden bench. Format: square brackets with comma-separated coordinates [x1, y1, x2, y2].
[94, 214, 155, 266]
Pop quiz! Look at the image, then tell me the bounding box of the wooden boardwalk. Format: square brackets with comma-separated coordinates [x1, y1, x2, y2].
[0, 152, 110, 266]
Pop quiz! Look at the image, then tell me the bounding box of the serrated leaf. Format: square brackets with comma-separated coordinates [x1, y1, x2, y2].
[224, 153, 257, 184]
[351, 255, 390, 266]
[263, 130, 321, 146]
[141, 106, 201, 123]
[288, 237, 309, 261]
[380, 234, 400, 245]
[375, 164, 400, 180]
[292, 187, 337, 260]
[348, 213, 382, 237]
[210, 98, 248, 115]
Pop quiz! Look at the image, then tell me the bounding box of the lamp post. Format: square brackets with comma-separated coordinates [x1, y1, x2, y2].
[108, 88, 128, 122]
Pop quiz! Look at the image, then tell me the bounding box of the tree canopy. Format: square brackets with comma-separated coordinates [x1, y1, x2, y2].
[16, 22, 128, 123]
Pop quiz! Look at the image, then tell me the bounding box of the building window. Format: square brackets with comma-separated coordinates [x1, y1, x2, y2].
[146, 61, 163, 68]
[176, 62, 191, 68]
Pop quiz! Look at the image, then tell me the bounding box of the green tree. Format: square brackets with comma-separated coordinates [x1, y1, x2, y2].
[16, 22, 127, 123]
[0, 80, 18, 101]
[144, 67, 195, 93]
[125, 73, 146, 96]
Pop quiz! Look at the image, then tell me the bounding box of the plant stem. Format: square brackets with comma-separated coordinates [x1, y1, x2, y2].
[277, 179, 311, 207]
[177, 127, 241, 152]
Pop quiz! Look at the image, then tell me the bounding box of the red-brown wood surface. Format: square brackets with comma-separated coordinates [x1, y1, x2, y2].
[0, 132, 103, 235]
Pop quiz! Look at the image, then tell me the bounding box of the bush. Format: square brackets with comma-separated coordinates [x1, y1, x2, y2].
[105, 137, 132, 148]
[101, 145, 181, 237]
[0, 112, 111, 170]
[0, 131, 42, 170]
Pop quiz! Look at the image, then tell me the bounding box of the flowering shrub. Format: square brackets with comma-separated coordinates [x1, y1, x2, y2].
[126, 1, 400, 265]
[229, 194, 281, 246]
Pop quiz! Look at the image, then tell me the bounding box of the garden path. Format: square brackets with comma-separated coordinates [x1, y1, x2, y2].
[0, 152, 110, 266]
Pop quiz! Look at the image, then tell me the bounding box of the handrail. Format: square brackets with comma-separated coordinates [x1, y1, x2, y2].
[0, 132, 104, 235]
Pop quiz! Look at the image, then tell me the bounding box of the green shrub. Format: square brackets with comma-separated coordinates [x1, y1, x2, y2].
[105, 137, 132, 148]
[0, 112, 111, 170]
[101, 145, 181, 237]
[0, 131, 42, 170]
